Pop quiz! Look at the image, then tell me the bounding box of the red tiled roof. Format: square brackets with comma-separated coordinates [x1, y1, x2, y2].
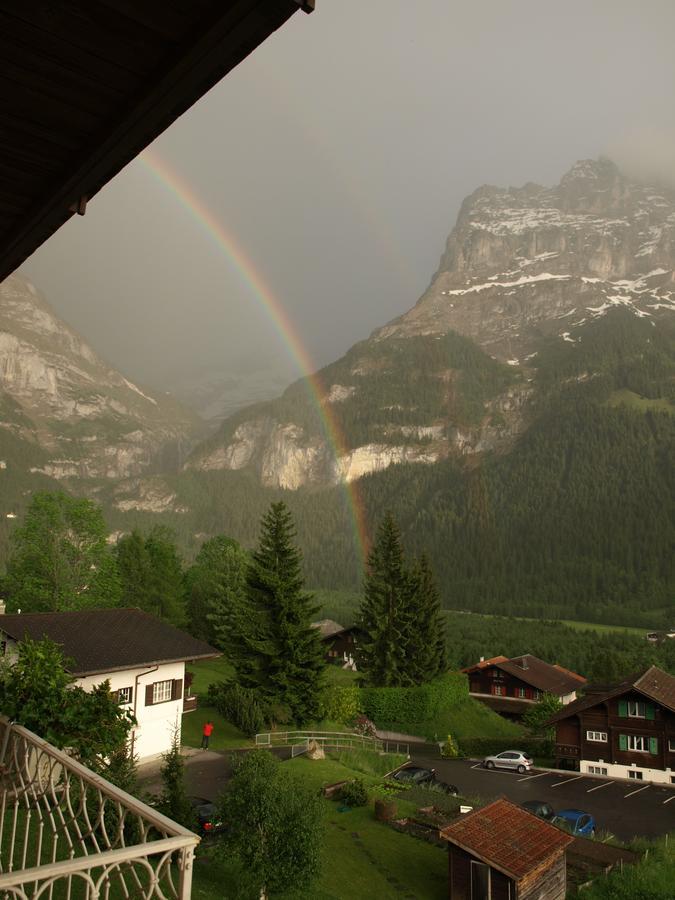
[461, 655, 509, 672]
[440, 799, 573, 880]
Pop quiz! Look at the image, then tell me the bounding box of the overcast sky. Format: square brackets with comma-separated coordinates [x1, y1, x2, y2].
[23, 0, 675, 404]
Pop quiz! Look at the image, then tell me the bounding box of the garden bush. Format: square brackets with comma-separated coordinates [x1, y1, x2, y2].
[207, 682, 267, 736]
[338, 778, 369, 807]
[317, 684, 360, 723]
[360, 673, 469, 736]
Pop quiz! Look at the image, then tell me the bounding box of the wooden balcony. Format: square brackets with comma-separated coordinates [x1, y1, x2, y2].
[0, 716, 198, 898]
[555, 743, 580, 757]
[183, 695, 198, 714]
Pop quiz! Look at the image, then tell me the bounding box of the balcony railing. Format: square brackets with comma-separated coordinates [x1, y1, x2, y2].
[555, 743, 580, 757]
[0, 716, 199, 898]
[182, 695, 198, 714]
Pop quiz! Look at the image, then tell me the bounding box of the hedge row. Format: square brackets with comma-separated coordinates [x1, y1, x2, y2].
[457, 737, 546, 759]
[359, 673, 469, 736]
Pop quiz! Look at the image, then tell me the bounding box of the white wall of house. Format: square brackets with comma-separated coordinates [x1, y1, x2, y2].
[78, 661, 186, 761]
[560, 691, 578, 705]
[580, 758, 673, 785]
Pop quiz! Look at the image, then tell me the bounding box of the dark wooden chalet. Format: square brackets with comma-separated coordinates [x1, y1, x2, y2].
[462, 655, 586, 718]
[546, 665, 675, 784]
[311, 619, 360, 668]
[440, 798, 573, 900]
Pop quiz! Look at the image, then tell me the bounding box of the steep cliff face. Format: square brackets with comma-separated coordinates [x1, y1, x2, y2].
[0, 274, 201, 483]
[180, 159, 675, 494]
[378, 158, 675, 360]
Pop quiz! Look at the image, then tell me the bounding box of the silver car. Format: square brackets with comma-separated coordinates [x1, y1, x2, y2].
[483, 750, 533, 774]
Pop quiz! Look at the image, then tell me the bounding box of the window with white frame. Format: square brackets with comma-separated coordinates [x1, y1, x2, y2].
[152, 680, 173, 704]
[117, 686, 133, 705]
[628, 701, 646, 718]
[516, 687, 527, 699]
[494, 685, 505, 696]
[628, 770, 643, 780]
[668, 738, 675, 752]
[586, 730, 607, 742]
[588, 765, 607, 776]
[533, 690, 541, 700]
[627, 735, 647, 752]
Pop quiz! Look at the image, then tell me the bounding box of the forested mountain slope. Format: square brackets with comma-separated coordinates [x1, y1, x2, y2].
[108, 160, 675, 627]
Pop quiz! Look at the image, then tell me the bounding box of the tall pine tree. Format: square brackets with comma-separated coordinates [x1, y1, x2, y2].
[357, 513, 413, 687]
[406, 553, 447, 682]
[231, 503, 325, 723]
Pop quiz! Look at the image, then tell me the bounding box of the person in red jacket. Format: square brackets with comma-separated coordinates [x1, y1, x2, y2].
[201, 720, 214, 749]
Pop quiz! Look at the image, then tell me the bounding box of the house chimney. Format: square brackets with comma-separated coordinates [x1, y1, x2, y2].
[520, 656, 529, 670]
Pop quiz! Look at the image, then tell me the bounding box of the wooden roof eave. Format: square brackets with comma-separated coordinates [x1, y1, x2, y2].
[0, 0, 314, 283]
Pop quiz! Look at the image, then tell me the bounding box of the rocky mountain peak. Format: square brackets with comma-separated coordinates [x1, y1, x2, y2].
[376, 159, 675, 360]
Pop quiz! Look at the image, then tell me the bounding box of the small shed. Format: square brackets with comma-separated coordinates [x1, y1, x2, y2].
[439, 798, 574, 900]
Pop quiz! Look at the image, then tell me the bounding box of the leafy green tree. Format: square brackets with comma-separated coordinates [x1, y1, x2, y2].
[231, 502, 325, 723]
[115, 530, 153, 610]
[4, 490, 120, 613]
[217, 750, 323, 898]
[115, 527, 185, 625]
[0, 637, 135, 769]
[357, 512, 413, 687]
[146, 526, 186, 626]
[523, 693, 563, 744]
[184, 535, 248, 643]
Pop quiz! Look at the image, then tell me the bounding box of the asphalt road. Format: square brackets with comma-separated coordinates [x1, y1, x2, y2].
[410, 756, 675, 841]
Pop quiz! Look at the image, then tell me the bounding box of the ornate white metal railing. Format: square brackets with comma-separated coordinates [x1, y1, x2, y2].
[0, 716, 199, 899]
[254, 730, 410, 756]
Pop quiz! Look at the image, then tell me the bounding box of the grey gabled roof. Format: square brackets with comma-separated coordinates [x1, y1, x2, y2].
[0, 608, 219, 676]
[546, 666, 675, 724]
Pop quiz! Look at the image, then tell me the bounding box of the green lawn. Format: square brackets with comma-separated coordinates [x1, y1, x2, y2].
[181, 705, 252, 751]
[462, 611, 648, 636]
[433, 698, 522, 742]
[608, 388, 674, 415]
[187, 657, 234, 698]
[557, 618, 648, 636]
[324, 665, 359, 686]
[191, 754, 448, 900]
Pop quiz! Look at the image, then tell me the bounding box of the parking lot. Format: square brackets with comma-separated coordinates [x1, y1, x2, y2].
[411, 756, 675, 841]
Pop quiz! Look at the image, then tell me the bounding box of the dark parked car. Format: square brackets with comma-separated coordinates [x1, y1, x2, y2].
[521, 800, 555, 821]
[189, 796, 225, 836]
[391, 766, 458, 796]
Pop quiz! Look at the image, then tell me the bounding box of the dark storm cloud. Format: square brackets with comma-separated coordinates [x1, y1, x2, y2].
[23, 0, 675, 402]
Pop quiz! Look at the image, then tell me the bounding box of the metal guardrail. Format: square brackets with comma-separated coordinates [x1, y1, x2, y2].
[0, 716, 199, 899]
[255, 730, 410, 756]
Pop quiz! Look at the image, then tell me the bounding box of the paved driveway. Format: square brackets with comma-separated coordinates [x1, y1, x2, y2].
[410, 756, 675, 841]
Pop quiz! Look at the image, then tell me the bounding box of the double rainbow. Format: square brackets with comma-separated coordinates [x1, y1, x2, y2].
[139, 149, 369, 568]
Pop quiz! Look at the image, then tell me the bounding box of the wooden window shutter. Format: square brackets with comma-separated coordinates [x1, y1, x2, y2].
[618, 734, 628, 751]
[172, 679, 183, 701]
[645, 703, 655, 721]
[649, 737, 658, 755]
[618, 700, 628, 717]
[145, 684, 154, 706]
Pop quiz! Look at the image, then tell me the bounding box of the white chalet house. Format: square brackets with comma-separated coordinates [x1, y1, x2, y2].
[0, 608, 219, 760]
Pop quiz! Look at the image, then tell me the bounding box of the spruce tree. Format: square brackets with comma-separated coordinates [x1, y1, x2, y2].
[232, 502, 325, 723]
[357, 512, 412, 687]
[407, 553, 447, 682]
